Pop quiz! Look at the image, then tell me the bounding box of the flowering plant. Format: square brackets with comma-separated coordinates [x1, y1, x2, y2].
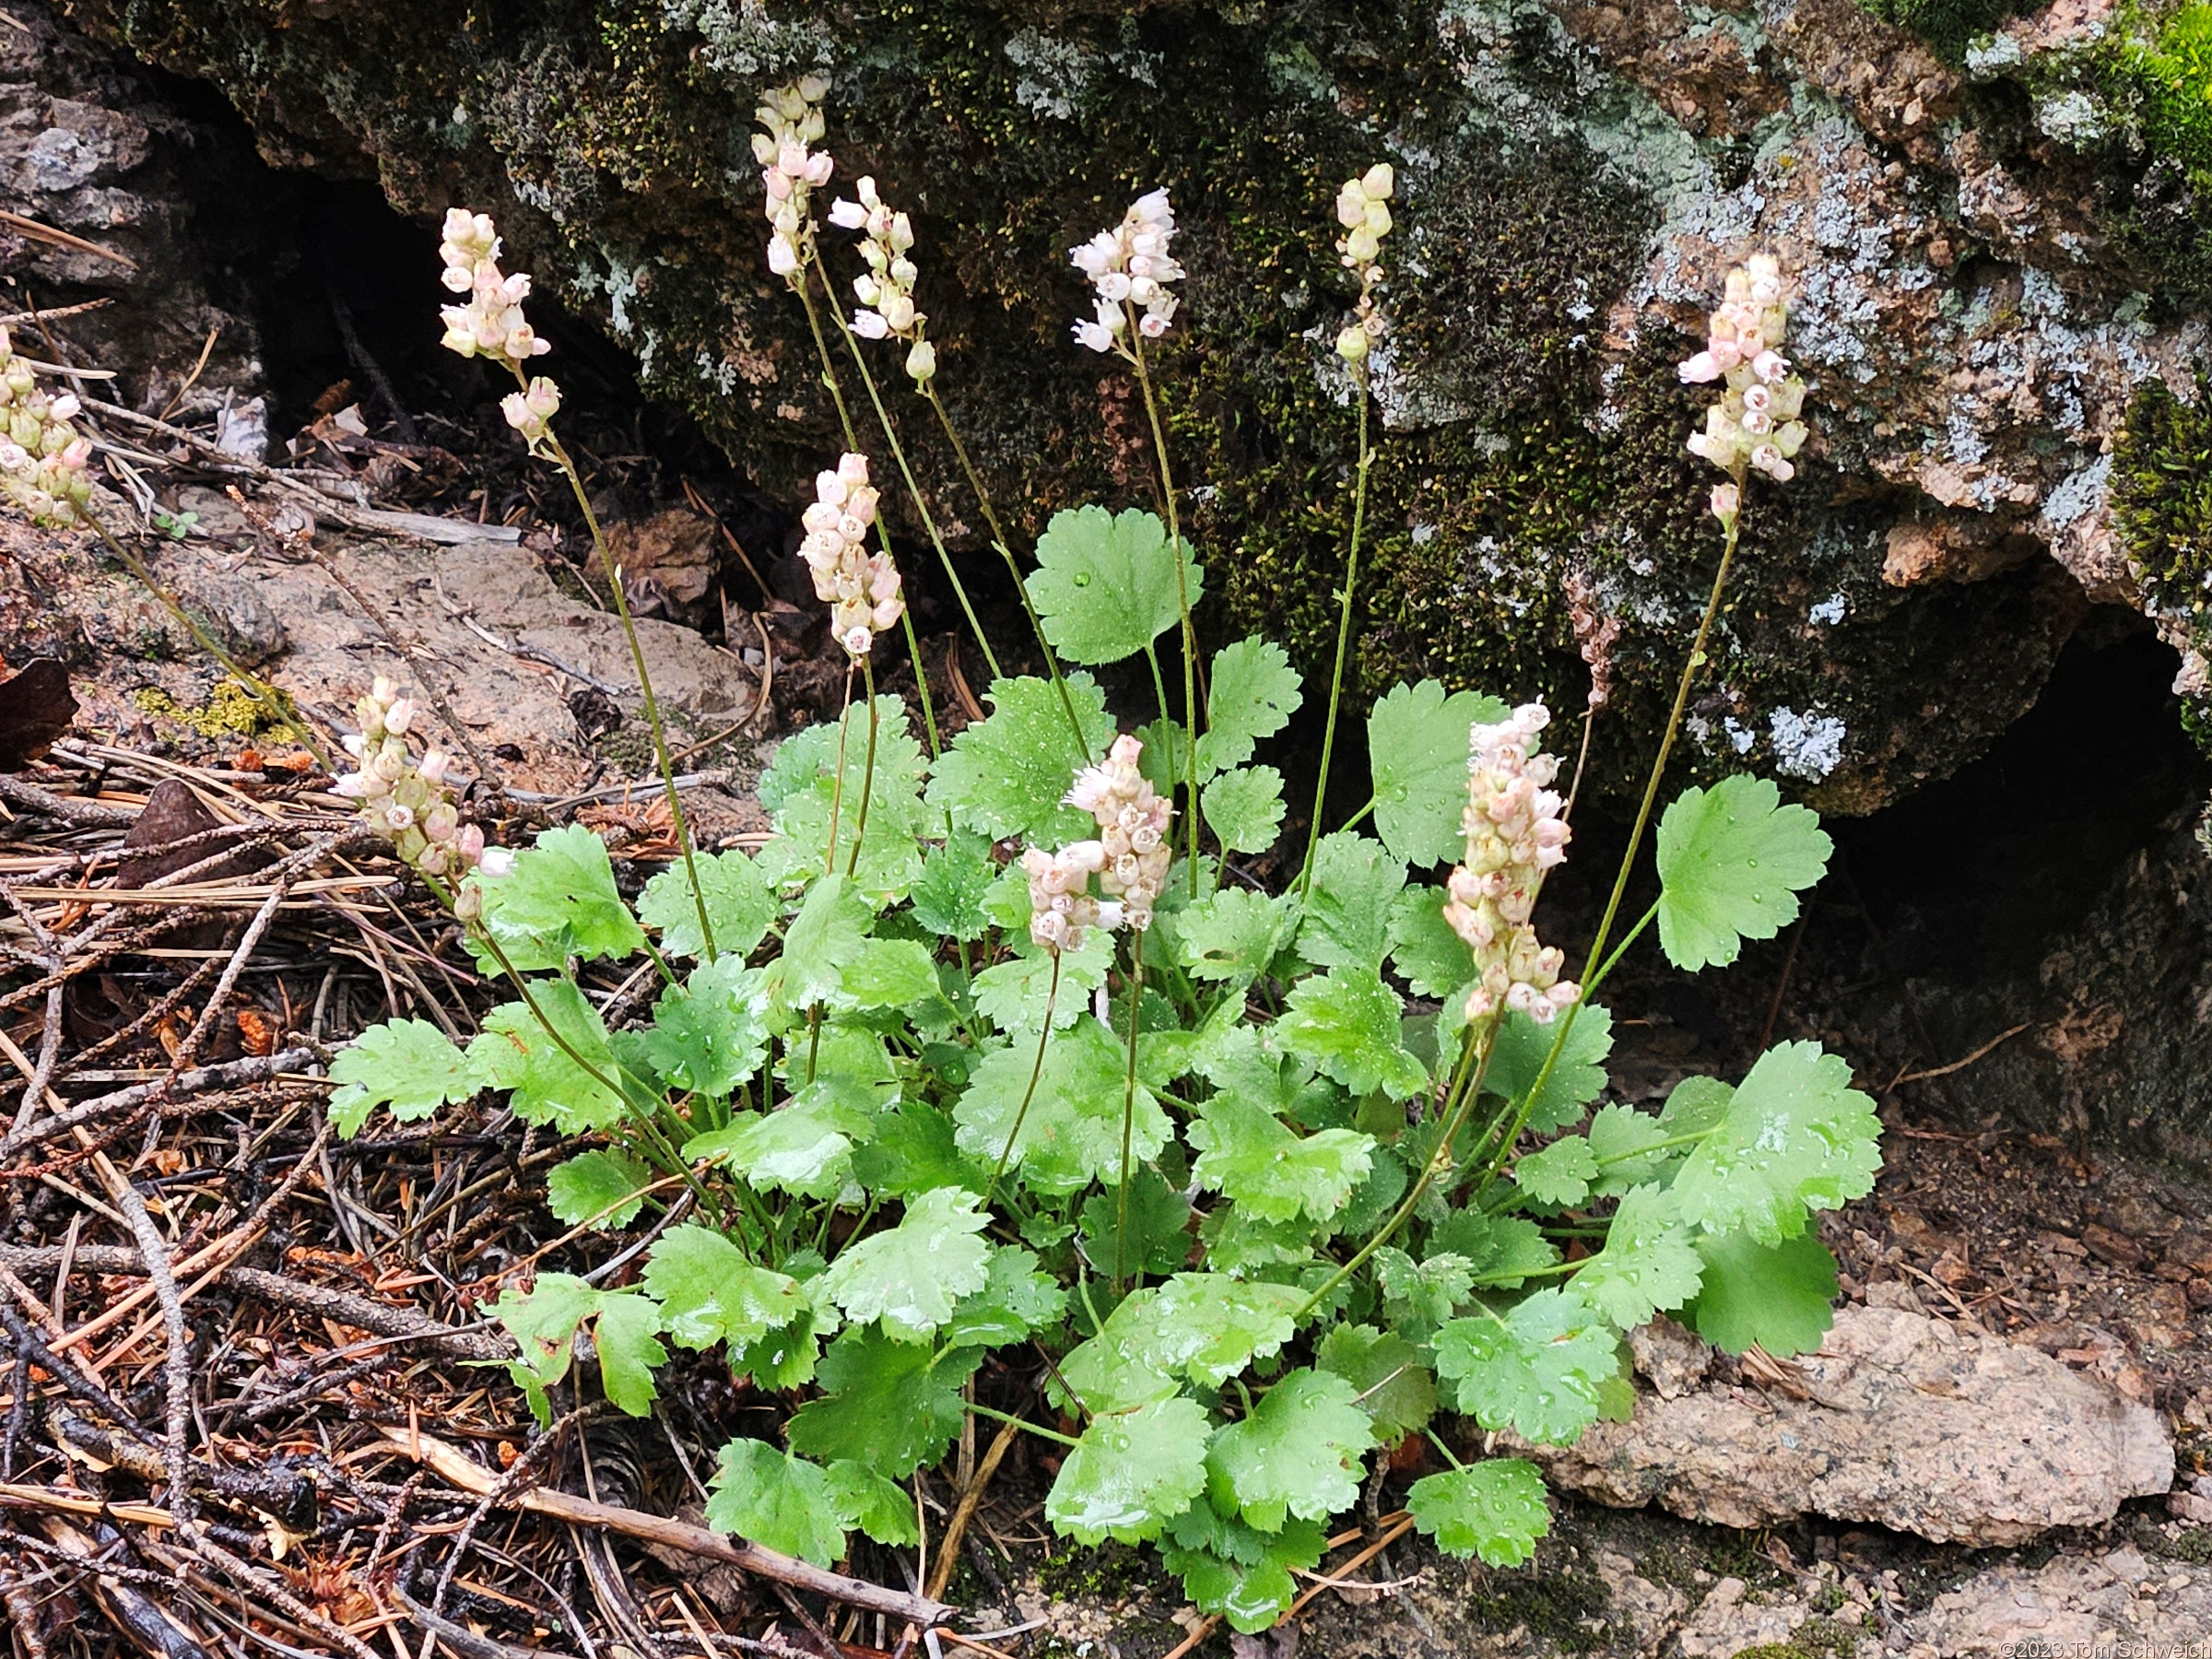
[317, 125, 1871, 1641]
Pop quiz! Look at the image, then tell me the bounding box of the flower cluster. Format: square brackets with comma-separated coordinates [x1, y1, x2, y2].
[799, 453, 903, 658]
[1678, 253, 1808, 503]
[438, 210, 551, 369]
[829, 177, 937, 384]
[0, 329, 92, 529]
[1065, 734, 1173, 932]
[500, 377, 561, 455]
[334, 677, 511, 888]
[1442, 703, 1578, 1026]
[753, 76, 834, 281]
[1070, 190, 1182, 355]
[1333, 164, 1395, 365]
[1021, 842, 1117, 954]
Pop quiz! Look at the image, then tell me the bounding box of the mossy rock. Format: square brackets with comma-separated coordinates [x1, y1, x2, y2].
[76, 0, 2211, 811]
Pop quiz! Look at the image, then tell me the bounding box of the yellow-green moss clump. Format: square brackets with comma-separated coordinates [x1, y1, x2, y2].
[132, 678, 290, 739]
[2114, 374, 2212, 747]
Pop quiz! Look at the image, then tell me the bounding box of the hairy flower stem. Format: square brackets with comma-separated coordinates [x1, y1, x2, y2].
[791, 271, 942, 759]
[921, 382, 1088, 756]
[985, 953, 1060, 1208]
[538, 429, 717, 964]
[810, 252, 1005, 682]
[825, 662, 855, 875]
[1114, 930, 1147, 1290]
[846, 654, 880, 879]
[1297, 1012, 1501, 1320]
[1477, 488, 1747, 1191]
[1128, 335, 1202, 895]
[1300, 371, 1372, 894]
[87, 512, 332, 769]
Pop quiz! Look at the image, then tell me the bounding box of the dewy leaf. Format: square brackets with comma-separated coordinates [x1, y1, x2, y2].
[1367, 680, 1508, 868]
[909, 830, 998, 943]
[1046, 1396, 1213, 1546]
[1429, 1212, 1560, 1290]
[704, 1441, 847, 1568]
[1687, 1230, 1839, 1358]
[1572, 1184, 1704, 1328]
[1196, 637, 1301, 775]
[1484, 1005, 1613, 1133]
[1188, 1096, 1375, 1225]
[1077, 1167, 1193, 1279]
[645, 1224, 808, 1350]
[818, 1186, 992, 1342]
[838, 937, 944, 1010]
[1314, 1323, 1438, 1443]
[1433, 1289, 1621, 1445]
[1377, 1248, 1474, 1332]
[469, 983, 628, 1134]
[687, 1081, 877, 1200]
[641, 957, 769, 1098]
[1512, 1135, 1598, 1209]
[1298, 832, 1406, 971]
[952, 1015, 1171, 1196]
[787, 1327, 980, 1477]
[774, 873, 873, 1015]
[1586, 1103, 1681, 1197]
[476, 824, 646, 969]
[1200, 765, 1287, 854]
[1278, 966, 1430, 1100]
[1406, 1460, 1550, 1566]
[1386, 888, 1475, 999]
[944, 1246, 1068, 1349]
[1174, 888, 1300, 983]
[758, 697, 929, 900]
[1162, 1501, 1325, 1634]
[971, 928, 1112, 1036]
[1061, 1275, 1304, 1408]
[1655, 774, 1832, 971]
[327, 1018, 487, 1136]
[826, 1461, 920, 1547]
[1670, 1041, 1882, 1246]
[591, 1291, 667, 1416]
[638, 848, 775, 960]
[925, 672, 1112, 841]
[490, 1273, 598, 1422]
[1026, 504, 1204, 666]
[547, 1149, 654, 1230]
[853, 1101, 983, 1200]
[1205, 1368, 1376, 1532]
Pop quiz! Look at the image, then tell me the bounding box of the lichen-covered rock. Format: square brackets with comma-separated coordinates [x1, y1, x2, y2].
[1522, 1304, 2175, 1546]
[67, 0, 2212, 808]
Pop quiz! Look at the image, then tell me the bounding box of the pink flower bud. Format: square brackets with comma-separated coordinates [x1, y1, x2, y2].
[1711, 482, 1739, 522]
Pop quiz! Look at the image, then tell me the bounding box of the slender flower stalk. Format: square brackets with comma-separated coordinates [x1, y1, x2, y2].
[438, 207, 719, 964]
[1301, 163, 1395, 891]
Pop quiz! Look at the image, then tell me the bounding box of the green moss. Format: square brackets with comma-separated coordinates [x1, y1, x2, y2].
[2112, 374, 2212, 748]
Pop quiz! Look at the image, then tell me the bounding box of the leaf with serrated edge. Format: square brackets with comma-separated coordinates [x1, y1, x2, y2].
[1161, 1505, 1325, 1634]
[909, 831, 997, 942]
[1513, 1135, 1597, 1208]
[826, 1460, 920, 1547]
[469, 983, 627, 1134]
[638, 848, 775, 959]
[774, 873, 872, 1015]
[1314, 1323, 1438, 1443]
[925, 673, 1112, 841]
[1367, 680, 1509, 868]
[1188, 1096, 1374, 1224]
[943, 1246, 1068, 1348]
[328, 1018, 487, 1136]
[473, 823, 645, 969]
[1655, 774, 1832, 971]
[1279, 966, 1430, 1100]
[1026, 504, 1204, 666]
[644, 1224, 808, 1350]
[1688, 1230, 1839, 1358]
[1297, 832, 1406, 971]
[1406, 1460, 1550, 1566]
[1201, 765, 1288, 854]
[1670, 1041, 1881, 1246]
[547, 1150, 653, 1230]
[1483, 1005, 1613, 1133]
[640, 958, 769, 1098]
[1047, 1396, 1213, 1547]
[971, 928, 1112, 1035]
[758, 698, 929, 900]
[685, 1082, 875, 1200]
[786, 1327, 980, 1477]
[1174, 888, 1300, 983]
[1196, 637, 1301, 775]
[1573, 1184, 1703, 1328]
[818, 1186, 991, 1341]
[705, 1441, 846, 1567]
[952, 1015, 1170, 1196]
[1586, 1103, 1679, 1197]
[1206, 1369, 1376, 1533]
[1077, 1167, 1193, 1278]
[591, 1291, 666, 1416]
[1386, 889, 1474, 999]
[1433, 1289, 1620, 1445]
